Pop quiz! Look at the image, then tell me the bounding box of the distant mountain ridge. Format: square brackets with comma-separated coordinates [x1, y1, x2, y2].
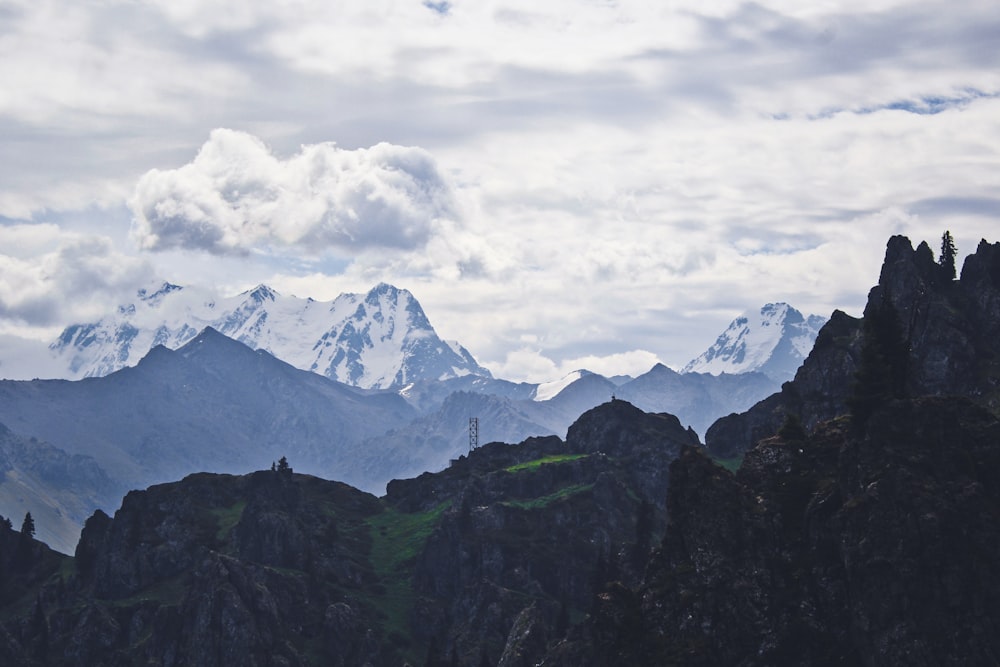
[48, 282, 491, 390]
[0, 328, 417, 508]
[683, 302, 826, 381]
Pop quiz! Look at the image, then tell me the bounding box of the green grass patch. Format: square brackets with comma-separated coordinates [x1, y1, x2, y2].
[712, 455, 744, 473]
[503, 483, 594, 510]
[210, 500, 246, 544]
[365, 501, 451, 662]
[504, 453, 589, 473]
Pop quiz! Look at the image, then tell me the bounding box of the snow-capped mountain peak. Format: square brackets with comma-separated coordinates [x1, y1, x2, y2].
[681, 303, 826, 381]
[244, 284, 278, 303]
[48, 282, 491, 389]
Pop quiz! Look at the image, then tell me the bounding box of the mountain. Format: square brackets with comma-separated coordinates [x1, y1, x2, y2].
[0, 328, 417, 542]
[0, 424, 117, 554]
[46, 282, 491, 390]
[616, 363, 779, 435]
[706, 235, 1000, 458]
[532, 370, 600, 401]
[4, 236, 1000, 666]
[0, 400, 699, 666]
[351, 365, 774, 492]
[682, 303, 826, 382]
[0, 324, 779, 548]
[559, 395, 1000, 666]
[347, 391, 559, 492]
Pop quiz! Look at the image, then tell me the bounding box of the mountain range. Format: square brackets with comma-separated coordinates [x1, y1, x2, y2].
[36, 283, 822, 391]
[0, 329, 416, 552]
[1, 235, 999, 665]
[48, 282, 491, 390]
[0, 334, 776, 551]
[0, 281, 824, 552]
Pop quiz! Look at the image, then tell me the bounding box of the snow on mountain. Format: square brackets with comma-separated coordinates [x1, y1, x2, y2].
[681, 303, 827, 382]
[533, 370, 595, 402]
[48, 282, 492, 390]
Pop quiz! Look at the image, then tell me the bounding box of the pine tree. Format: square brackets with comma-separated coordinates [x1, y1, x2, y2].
[940, 230, 957, 281]
[15, 512, 36, 570]
[21, 512, 35, 538]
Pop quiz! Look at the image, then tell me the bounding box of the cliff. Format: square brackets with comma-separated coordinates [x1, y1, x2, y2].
[706, 235, 1000, 457]
[0, 400, 698, 666]
[560, 395, 1000, 665]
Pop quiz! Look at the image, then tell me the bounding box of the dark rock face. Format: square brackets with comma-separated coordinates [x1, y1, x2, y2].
[0, 400, 696, 667]
[393, 400, 699, 664]
[707, 235, 1000, 457]
[566, 396, 1000, 665]
[2, 470, 395, 666]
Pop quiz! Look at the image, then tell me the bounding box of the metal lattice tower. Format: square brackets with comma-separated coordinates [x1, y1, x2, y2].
[469, 417, 479, 452]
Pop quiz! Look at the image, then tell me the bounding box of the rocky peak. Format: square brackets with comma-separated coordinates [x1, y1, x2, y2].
[570, 395, 1000, 665]
[566, 398, 699, 458]
[706, 234, 1000, 457]
[44, 281, 490, 389]
[682, 302, 826, 382]
[244, 284, 278, 303]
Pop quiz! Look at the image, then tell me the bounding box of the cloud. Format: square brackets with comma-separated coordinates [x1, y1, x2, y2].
[129, 129, 459, 256]
[0, 225, 152, 328]
[2, 0, 999, 384]
[488, 346, 664, 384]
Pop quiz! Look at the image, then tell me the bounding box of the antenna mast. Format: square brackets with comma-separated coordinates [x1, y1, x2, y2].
[469, 417, 479, 452]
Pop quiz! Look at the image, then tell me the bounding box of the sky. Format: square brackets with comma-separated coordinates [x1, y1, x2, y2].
[1, 0, 999, 383]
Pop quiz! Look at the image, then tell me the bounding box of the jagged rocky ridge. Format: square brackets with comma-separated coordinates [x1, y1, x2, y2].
[544, 234, 1000, 665]
[552, 395, 1000, 665]
[0, 400, 698, 666]
[706, 235, 1000, 458]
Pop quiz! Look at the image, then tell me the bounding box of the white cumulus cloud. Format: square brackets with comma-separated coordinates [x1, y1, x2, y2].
[129, 129, 459, 256]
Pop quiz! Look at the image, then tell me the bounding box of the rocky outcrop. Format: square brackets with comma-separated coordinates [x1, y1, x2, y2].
[2, 469, 398, 666]
[707, 235, 1000, 457]
[0, 399, 697, 666]
[565, 396, 1000, 665]
[393, 399, 699, 664]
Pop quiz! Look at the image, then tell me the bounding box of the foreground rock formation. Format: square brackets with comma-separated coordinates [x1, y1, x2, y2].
[554, 396, 1000, 665]
[707, 235, 1000, 458]
[0, 401, 697, 666]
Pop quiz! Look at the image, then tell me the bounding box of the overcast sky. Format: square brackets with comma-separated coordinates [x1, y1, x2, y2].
[1, 0, 998, 382]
